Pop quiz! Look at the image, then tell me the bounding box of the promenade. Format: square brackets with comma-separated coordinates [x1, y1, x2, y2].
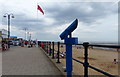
[2, 46, 62, 75]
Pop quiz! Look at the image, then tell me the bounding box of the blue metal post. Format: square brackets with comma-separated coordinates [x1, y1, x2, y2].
[65, 35, 72, 77]
[59, 19, 78, 77]
[66, 43, 72, 77]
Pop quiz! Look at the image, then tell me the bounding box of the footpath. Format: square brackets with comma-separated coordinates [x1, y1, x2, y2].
[2, 46, 62, 76]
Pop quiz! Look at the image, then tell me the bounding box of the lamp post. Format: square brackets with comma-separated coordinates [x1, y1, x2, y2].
[3, 13, 14, 48]
[29, 33, 31, 41]
[22, 28, 28, 40]
[27, 32, 29, 41]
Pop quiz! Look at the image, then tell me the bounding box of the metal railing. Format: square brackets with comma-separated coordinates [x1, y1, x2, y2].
[38, 41, 119, 77]
[74, 42, 119, 77]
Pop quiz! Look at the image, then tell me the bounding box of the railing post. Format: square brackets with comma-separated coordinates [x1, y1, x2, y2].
[83, 42, 89, 77]
[45, 42, 47, 52]
[56, 42, 60, 63]
[38, 41, 40, 47]
[42, 42, 44, 50]
[43, 42, 44, 51]
[49, 42, 51, 56]
[40, 41, 41, 47]
[47, 42, 48, 53]
[43, 42, 45, 50]
[52, 42, 55, 59]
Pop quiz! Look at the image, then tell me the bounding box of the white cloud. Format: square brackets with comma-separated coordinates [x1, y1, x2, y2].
[0, 25, 7, 30]
[43, 18, 55, 26]
[37, 0, 118, 2]
[44, 23, 69, 34]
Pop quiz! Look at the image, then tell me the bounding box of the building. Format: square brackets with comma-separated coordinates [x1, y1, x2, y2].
[0, 29, 8, 39]
[0, 30, 2, 50]
[0, 29, 8, 50]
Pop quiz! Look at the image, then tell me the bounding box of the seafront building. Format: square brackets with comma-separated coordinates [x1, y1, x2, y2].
[0, 29, 8, 50]
[0, 31, 2, 50]
[0, 29, 8, 38]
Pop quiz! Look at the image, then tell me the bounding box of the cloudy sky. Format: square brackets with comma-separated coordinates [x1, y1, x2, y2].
[0, 0, 119, 43]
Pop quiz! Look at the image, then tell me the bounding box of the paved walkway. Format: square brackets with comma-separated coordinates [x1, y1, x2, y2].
[2, 46, 62, 75]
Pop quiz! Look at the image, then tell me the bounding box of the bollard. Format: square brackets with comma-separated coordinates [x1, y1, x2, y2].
[56, 42, 60, 63]
[52, 42, 55, 59]
[83, 42, 89, 77]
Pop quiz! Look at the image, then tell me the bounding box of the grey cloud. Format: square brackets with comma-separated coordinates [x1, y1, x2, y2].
[2, 2, 117, 30]
[2, 13, 47, 31]
[35, 32, 60, 41]
[45, 2, 117, 26]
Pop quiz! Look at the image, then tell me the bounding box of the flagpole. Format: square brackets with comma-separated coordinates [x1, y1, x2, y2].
[37, 3, 38, 24]
[36, 3, 38, 41]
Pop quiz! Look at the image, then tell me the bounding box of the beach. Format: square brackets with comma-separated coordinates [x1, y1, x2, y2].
[54, 44, 118, 75]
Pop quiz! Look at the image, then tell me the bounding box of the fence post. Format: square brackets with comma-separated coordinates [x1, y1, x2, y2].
[52, 42, 54, 59]
[47, 42, 49, 54]
[49, 42, 51, 56]
[83, 42, 89, 77]
[42, 42, 44, 50]
[56, 42, 60, 63]
[45, 42, 47, 52]
[40, 41, 41, 47]
[44, 42, 46, 51]
[38, 41, 41, 47]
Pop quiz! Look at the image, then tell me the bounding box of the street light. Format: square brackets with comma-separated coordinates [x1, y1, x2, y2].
[22, 28, 28, 40]
[3, 13, 14, 48]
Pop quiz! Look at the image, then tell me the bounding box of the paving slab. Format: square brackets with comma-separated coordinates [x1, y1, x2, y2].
[2, 46, 62, 75]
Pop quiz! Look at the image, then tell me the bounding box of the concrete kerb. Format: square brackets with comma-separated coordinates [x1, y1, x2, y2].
[39, 47, 66, 76]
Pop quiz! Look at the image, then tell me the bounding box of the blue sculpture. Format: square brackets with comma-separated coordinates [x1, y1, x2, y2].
[60, 19, 78, 77]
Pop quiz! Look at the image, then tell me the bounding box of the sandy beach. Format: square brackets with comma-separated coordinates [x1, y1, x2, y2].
[54, 44, 118, 75]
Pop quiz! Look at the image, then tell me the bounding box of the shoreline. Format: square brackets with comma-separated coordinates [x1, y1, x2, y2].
[75, 45, 120, 52]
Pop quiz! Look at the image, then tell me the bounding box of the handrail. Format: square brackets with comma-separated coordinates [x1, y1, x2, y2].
[72, 58, 115, 77]
[72, 58, 84, 64]
[89, 44, 120, 48]
[38, 41, 119, 77]
[88, 65, 115, 77]
[77, 44, 120, 48]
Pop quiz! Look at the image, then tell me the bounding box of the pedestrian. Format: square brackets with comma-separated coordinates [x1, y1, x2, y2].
[113, 59, 118, 64]
[25, 41, 28, 46]
[21, 41, 24, 47]
[2, 41, 5, 51]
[116, 48, 119, 51]
[40, 42, 44, 48]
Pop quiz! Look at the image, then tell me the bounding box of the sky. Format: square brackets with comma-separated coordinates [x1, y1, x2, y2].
[0, 0, 119, 43]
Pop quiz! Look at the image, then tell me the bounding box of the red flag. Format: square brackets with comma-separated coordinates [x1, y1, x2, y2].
[37, 5, 44, 15]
